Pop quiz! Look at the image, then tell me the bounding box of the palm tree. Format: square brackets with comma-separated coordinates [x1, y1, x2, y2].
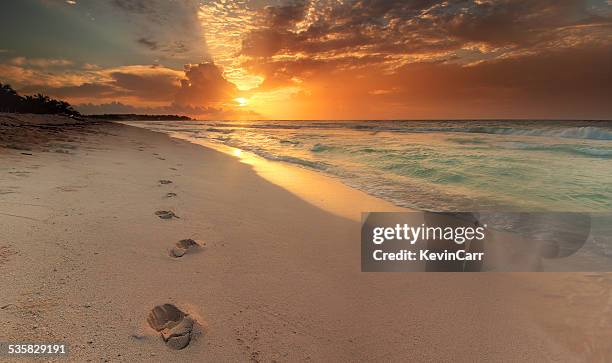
[0, 83, 23, 113]
[0, 83, 80, 116]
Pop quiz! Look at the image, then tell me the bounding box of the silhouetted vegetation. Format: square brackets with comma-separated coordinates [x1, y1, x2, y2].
[0, 83, 80, 116]
[87, 114, 192, 121]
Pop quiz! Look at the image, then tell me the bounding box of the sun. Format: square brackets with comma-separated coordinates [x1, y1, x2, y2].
[234, 97, 248, 107]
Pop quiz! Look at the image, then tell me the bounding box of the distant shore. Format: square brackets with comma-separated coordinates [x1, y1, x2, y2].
[1, 114, 610, 361]
[87, 114, 192, 121]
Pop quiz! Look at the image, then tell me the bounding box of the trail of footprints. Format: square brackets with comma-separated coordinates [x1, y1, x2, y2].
[148, 156, 204, 350]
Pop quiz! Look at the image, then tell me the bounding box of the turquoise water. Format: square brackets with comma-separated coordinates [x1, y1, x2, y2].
[129, 120, 612, 212]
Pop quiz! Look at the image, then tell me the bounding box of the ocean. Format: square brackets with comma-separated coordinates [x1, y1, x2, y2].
[127, 119, 612, 213]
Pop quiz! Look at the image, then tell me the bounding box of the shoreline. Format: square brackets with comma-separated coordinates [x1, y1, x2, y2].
[123, 121, 419, 217]
[1, 116, 611, 360]
[155, 126, 407, 221]
[124, 118, 612, 213]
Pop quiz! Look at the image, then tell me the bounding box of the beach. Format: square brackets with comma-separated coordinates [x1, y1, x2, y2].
[2, 115, 612, 361]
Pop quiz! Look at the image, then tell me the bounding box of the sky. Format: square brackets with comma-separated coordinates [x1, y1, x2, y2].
[0, 0, 611, 119]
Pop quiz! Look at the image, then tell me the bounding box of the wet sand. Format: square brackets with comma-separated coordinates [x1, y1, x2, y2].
[1, 114, 611, 361]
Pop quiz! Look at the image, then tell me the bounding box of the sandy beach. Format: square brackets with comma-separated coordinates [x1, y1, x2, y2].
[1, 115, 611, 362]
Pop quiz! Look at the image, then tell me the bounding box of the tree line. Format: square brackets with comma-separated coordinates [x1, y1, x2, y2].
[0, 83, 81, 116]
[87, 114, 192, 121]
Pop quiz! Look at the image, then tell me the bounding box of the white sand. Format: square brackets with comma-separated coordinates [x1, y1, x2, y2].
[1, 116, 611, 361]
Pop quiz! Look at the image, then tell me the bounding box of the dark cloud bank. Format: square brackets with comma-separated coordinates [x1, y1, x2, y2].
[241, 0, 612, 118]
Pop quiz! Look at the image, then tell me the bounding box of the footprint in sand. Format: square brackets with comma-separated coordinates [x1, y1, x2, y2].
[159, 179, 173, 185]
[155, 210, 179, 219]
[169, 239, 204, 258]
[8, 171, 31, 177]
[147, 304, 195, 350]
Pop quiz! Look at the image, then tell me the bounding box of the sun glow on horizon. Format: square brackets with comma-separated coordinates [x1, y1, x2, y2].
[234, 97, 248, 107]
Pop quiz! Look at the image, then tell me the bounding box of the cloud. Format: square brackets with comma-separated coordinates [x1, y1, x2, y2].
[108, 0, 208, 61]
[27, 65, 183, 104]
[0, 63, 91, 89]
[75, 101, 220, 116]
[35, 82, 118, 99]
[1, 61, 179, 103]
[107, 65, 182, 102]
[137, 37, 158, 51]
[1, 57, 240, 111]
[74, 101, 260, 119]
[10, 57, 73, 67]
[389, 45, 612, 118]
[240, 0, 611, 72]
[229, 0, 612, 118]
[29, 65, 183, 104]
[175, 63, 238, 106]
[38, 0, 210, 61]
[110, 0, 149, 13]
[277, 44, 612, 119]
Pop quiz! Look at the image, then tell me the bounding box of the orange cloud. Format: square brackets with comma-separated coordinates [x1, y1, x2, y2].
[175, 63, 238, 107]
[0, 58, 248, 117]
[10, 57, 73, 67]
[230, 0, 612, 119]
